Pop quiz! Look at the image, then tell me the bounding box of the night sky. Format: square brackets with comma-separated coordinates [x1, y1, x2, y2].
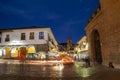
[0, 0, 99, 44]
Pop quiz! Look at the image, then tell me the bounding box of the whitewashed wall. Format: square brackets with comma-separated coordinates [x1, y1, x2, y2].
[0, 28, 56, 46]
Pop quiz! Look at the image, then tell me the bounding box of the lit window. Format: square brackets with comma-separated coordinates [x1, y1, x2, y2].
[21, 33, 26, 40]
[39, 32, 44, 39]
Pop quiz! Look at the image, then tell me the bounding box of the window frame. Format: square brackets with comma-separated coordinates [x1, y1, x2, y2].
[5, 34, 10, 42]
[21, 33, 26, 40]
[29, 32, 34, 40]
[39, 32, 44, 39]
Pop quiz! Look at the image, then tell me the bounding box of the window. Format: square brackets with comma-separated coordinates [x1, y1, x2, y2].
[51, 39, 54, 45]
[21, 33, 26, 40]
[29, 32, 34, 40]
[5, 34, 10, 42]
[48, 33, 51, 41]
[0, 32, 2, 43]
[0, 37, 1, 43]
[39, 32, 44, 39]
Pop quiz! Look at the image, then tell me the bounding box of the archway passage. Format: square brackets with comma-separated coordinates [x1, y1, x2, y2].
[92, 30, 103, 64]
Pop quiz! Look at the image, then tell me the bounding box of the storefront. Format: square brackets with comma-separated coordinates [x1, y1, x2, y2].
[75, 51, 88, 61]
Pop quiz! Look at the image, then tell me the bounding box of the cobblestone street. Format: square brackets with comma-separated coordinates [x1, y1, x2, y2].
[0, 60, 120, 80]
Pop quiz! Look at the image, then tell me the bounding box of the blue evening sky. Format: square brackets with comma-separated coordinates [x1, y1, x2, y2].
[0, 0, 99, 44]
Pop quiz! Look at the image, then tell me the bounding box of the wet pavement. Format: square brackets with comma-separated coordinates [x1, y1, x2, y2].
[0, 60, 120, 80]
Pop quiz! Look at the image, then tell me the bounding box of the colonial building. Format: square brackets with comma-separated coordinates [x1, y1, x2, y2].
[74, 36, 88, 60]
[0, 26, 58, 59]
[85, 0, 120, 68]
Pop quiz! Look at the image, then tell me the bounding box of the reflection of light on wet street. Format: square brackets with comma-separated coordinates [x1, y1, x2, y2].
[0, 61, 120, 80]
[75, 62, 92, 78]
[80, 68, 91, 77]
[0, 61, 93, 78]
[42, 67, 46, 71]
[50, 63, 64, 77]
[53, 63, 64, 71]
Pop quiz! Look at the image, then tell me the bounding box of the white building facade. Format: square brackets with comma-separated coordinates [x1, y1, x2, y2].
[0, 27, 58, 59]
[74, 36, 88, 60]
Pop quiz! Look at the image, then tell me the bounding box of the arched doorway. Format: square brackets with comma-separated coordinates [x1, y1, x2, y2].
[0, 47, 3, 57]
[4, 47, 11, 58]
[19, 47, 27, 59]
[27, 46, 36, 59]
[91, 30, 103, 64]
[11, 47, 19, 58]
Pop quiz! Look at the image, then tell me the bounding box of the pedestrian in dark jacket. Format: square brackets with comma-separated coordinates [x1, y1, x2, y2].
[85, 57, 90, 67]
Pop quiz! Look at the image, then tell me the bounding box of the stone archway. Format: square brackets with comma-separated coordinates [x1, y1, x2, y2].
[91, 30, 103, 64]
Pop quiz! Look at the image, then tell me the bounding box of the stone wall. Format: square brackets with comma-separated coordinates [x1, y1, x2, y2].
[85, 0, 120, 68]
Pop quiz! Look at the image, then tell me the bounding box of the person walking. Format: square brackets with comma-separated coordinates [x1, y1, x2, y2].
[85, 57, 90, 67]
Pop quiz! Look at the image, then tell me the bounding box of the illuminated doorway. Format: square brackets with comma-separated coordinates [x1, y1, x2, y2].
[91, 30, 103, 64]
[0, 48, 3, 57]
[11, 47, 19, 58]
[27, 46, 36, 59]
[19, 47, 27, 59]
[4, 47, 11, 58]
